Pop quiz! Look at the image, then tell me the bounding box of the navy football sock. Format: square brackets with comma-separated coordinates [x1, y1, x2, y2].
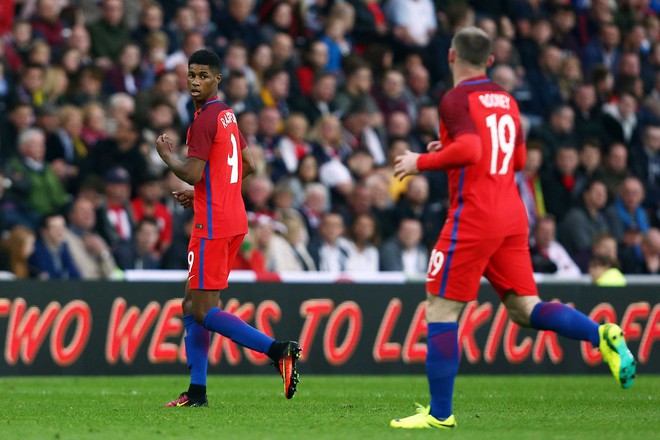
[427, 322, 459, 421]
[530, 301, 600, 347]
[183, 314, 210, 388]
[204, 306, 275, 353]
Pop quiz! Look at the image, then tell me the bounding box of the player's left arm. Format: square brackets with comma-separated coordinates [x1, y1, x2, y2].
[155, 134, 207, 185]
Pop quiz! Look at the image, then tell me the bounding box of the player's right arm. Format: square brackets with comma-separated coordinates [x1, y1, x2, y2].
[156, 134, 207, 185]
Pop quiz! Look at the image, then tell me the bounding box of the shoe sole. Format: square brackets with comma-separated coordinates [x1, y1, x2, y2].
[280, 342, 302, 399]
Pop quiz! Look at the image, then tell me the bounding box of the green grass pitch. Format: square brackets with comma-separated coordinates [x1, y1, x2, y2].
[1, 375, 658, 440]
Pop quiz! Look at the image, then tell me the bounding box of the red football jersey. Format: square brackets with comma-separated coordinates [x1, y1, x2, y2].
[187, 98, 248, 239]
[439, 75, 528, 240]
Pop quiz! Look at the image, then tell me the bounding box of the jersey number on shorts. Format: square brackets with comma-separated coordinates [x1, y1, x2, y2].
[485, 113, 515, 175]
[427, 249, 445, 276]
[227, 133, 239, 184]
[188, 251, 194, 274]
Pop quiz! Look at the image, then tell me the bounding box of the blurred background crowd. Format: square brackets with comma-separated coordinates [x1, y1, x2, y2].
[1, 0, 660, 282]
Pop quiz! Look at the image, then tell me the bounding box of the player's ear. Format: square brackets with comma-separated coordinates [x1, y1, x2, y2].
[486, 54, 495, 68]
[448, 48, 456, 65]
[216, 72, 222, 86]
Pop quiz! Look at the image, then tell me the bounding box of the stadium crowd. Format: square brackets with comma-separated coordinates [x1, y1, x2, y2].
[1, 0, 660, 281]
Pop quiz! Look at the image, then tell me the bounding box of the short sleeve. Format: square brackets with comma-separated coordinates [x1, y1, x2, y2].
[440, 90, 478, 140]
[187, 112, 218, 161]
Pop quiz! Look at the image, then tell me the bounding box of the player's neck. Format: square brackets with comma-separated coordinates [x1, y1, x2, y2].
[452, 66, 487, 87]
[194, 94, 219, 111]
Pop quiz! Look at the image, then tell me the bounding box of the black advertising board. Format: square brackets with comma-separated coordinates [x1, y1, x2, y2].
[0, 281, 658, 375]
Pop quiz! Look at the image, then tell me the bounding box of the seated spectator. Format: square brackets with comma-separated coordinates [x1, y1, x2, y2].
[308, 212, 352, 272]
[131, 173, 173, 255]
[0, 225, 37, 279]
[516, 140, 546, 235]
[281, 211, 316, 271]
[87, 0, 131, 66]
[259, 66, 291, 118]
[541, 145, 586, 222]
[46, 105, 88, 192]
[250, 213, 300, 271]
[97, 167, 135, 248]
[271, 113, 312, 182]
[65, 196, 119, 280]
[372, 69, 410, 123]
[558, 179, 617, 271]
[601, 92, 640, 146]
[334, 60, 380, 126]
[630, 124, 660, 212]
[345, 213, 379, 272]
[298, 182, 330, 241]
[601, 142, 632, 197]
[392, 174, 443, 249]
[578, 139, 604, 180]
[29, 213, 81, 280]
[530, 215, 581, 277]
[379, 218, 427, 275]
[588, 255, 627, 286]
[294, 41, 330, 97]
[341, 98, 386, 166]
[291, 72, 340, 126]
[621, 228, 660, 274]
[113, 217, 160, 270]
[223, 72, 263, 116]
[3, 128, 70, 229]
[607, 176, 649, 250]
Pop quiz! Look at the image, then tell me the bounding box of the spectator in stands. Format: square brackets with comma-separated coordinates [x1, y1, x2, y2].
[348, 0, 389, 49]
[517, 140, 546, 235]
[69, 65, 105, 106]
[0, 225, 37, 279]
[529, 104, 578, 164]
[46, 105, 88, 191]
[280, 211, 316, 271]
[281, 154, 324, 209]
[571, 84, 604, 145]
[131, 1, 174, 53]
[30, 0, 66, 51]
[541, 145, 586, 222]
[621, 227, 660, 274]
[392, 174, 443, 249]
[601, 91, 640, 146]
[216, 0, 263, 53]
[588, 255, 627, 286]
[341, 98, 386, 166]
[223, 72, 262, 116]
[83, 116, 148, 184]
[298, 182, 330, 241]
[526, 45, 564, 118]
[308, 212, 352, 272]
[104, 43, 148, 96]
[12, 63, 46, 110]
[3, 128, 69, 229]
[131, 173, 173, 255]
[113, 217, 160, 270]
[96, 167, 135, 248]
[591, 233, 621, 269]
[29, 213, 81, 280]
[379, 217, 427, 275]
[319, 16, 352, 74]
[630, 124, 660, 209]
[244, 175, 275, 218]
[256, 106, 283, 159]
[601, 142, 632, 197]
[0, 102, 35, 165]
[335, 60, 380, 125]
[249, 43, 274, 91]
[345, 213, 379, 272]
[409, 103, 438, 154]
[232, 227, 267, 274]
[87, 0, 131, 68]
[260, 66, 292, 119]
[530, 215, 581, 277]
[294, 41, 329, 98]
[384, 0, 437, 50]
[607, 176, 649, 249]
[578, 139, 605, 180]
[164, 30, 206, 72]
[557, 55, 584, 103]
[250, 212, 300, 271]
[372, 69, 410, 123]
[582, 21, 622, 76]
[271, 113, 312, 182]
[65, 196, 119, 280]
[135, 70, 179, 127]
[291, 72, 339, 126]
[403, 63, 433, 122]
[558, 179, 616, 268]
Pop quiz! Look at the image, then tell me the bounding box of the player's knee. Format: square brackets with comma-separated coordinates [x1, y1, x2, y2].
[182, 298, 194, 316]
[508, 310, 531, 327]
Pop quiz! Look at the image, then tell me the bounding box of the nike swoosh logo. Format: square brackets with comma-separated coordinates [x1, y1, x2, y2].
[176, 400, 188, 407]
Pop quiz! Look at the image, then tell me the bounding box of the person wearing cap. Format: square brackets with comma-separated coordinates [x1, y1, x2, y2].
[95, 166, 135, 248]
